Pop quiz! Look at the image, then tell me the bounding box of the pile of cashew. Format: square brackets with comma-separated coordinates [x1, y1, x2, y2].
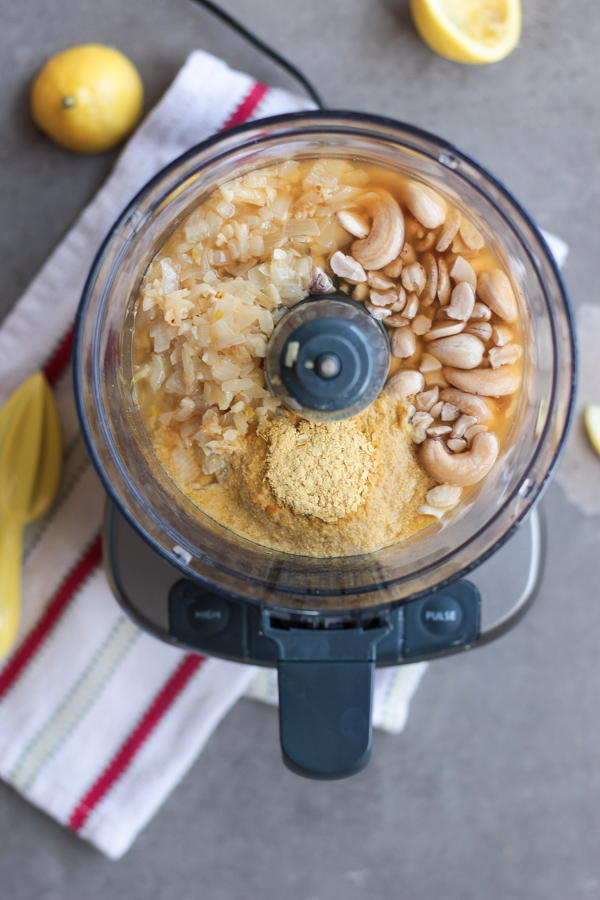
[328, 177, 524, 518]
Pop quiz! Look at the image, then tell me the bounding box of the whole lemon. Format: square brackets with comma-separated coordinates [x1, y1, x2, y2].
[30, 44, 144, 154]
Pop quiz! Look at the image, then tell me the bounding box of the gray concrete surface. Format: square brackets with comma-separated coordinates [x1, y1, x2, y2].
[1, 1, 599, 898]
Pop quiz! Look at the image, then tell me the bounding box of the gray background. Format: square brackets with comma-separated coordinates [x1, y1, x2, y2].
[1, 1, 599, 898]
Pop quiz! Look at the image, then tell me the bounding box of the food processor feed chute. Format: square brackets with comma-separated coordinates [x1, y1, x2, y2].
[265, 296, 391, 421]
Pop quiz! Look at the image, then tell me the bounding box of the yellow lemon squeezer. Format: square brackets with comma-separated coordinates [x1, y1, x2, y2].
[0, 374, 63, 659]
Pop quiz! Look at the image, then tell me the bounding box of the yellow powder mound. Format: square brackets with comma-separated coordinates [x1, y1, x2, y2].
[265, 417, 375, 522]
[183, 394, 435, 557]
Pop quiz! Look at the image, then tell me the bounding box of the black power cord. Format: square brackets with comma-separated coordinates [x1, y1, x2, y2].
[188, 0, 327, 110]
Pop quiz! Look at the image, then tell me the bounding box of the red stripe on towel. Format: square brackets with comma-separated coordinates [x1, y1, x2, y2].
[68, 653, 204, 832]
[0, 536, 103, 702]
[43, 326, 74, 386]
[220, 81, 269, 131]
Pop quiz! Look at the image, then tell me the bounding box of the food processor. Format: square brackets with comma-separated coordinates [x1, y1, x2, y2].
[74, 112, 575, 780]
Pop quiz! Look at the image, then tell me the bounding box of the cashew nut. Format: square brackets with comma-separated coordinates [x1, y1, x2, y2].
[421, 252, 438, 305]
[416, 386, 439, 411]
[412, 314, 432, 335]
[451, 414, 478, 439]
[488, 343, 523, 369]
[370, 287, 405, 313]
[414, 230, 438, 253]
[391, 326, 417, 358]
[386, 313, 410, 327]
[400, 243, 417, 265]
[459, 217, 485, 250]
[476, 269, 518, 322]
[401, 262, 427, 295]
[428, 334, 485, 369]
[330, 251, 366, 282]
[464, 423, 488, 442]
[472, 301, 491, 321]
[427, 484, 463, 508]
[440, 388, 493, 422]
[450, 256, 477, 289]
[368, 271, 396, 290]
[419, 352, 442, 373]
[418, 503, 446, 519]
[336, 209, 371, 239]
[436, 206, 461, 252]
[389, 287, 407, 312]
[385, 369, 424, 400]
[437, 257, 451, 305]
[424, 369, 450, 389]
[441, 402, 459, 422]
[423, 322, 466, 342]
[352, 282, 369, 302]
[401, 181, 446, 229]
[351, 189, 405, 271]
[382, 256, 404, 278]
[492, 325, 512, 346]
[427, 424, 452, 437]
[420, 431, 500, 486]
[412, 411, 434, 443]
[466, 322, 493, 341]
[403, 293, 419, 319]
[365, 302, 392, 320]
[445, 282, 475, 321]
[443, 364, 521, 396]
[370, 289, 398, 307]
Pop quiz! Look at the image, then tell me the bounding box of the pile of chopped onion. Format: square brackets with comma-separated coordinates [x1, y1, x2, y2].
[133, 159, 371, 482]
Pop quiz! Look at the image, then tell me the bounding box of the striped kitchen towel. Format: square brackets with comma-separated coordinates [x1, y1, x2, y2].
[0, 50, 430, 860]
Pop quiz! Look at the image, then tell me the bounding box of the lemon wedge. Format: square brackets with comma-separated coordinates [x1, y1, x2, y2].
[410, 0, 521, 64]
[585, 404, 600, 458]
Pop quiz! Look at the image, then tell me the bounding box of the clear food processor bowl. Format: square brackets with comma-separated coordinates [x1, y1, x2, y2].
[74, 112, 576, 616]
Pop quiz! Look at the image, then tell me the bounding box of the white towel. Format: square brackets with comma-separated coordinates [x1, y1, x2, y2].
[0, 49, 432, 860]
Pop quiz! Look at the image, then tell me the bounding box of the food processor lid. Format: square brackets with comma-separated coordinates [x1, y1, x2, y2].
[265, 296, 390, 421]
[74, 111, 576, 614]
[73, 111, 576, 780]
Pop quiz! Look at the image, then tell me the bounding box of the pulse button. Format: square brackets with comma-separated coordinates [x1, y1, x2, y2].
[420, 596, 463, 636]
[402, 581, 480, 659]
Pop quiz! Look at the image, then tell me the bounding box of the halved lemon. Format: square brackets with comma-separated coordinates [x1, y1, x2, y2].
[410, 0, 521, 64]
[585, 404, 600, 458]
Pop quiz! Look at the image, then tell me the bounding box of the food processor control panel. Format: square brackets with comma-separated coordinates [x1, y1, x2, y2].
[105, 498, 542, 668]
[167, 577, 481, 665]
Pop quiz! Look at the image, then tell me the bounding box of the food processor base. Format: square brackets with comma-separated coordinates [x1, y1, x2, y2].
[103, 500, 543, 667]
[103, 502, 544, 778]
[104, 502, 545, 652]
